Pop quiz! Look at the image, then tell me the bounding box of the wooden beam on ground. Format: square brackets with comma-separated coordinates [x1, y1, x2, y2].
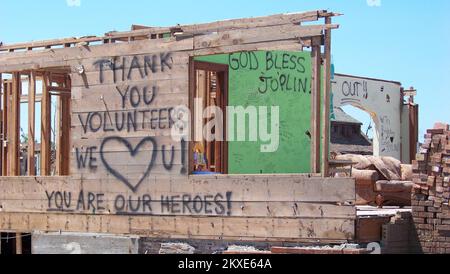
[28, 71, 36, 176]
[41, 72, 51, 176]
[321, 17, 332, 177]
[9, 73, 21, 176]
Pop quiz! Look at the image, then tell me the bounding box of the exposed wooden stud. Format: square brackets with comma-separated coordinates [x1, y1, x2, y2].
[311, 44, 322, 174]
[28, 71, 36, 176]
[56, 76, 71, 175]
[2, 80, 10, 176]
[0, 73, 2, 176]
[9, 73, 21, 176]
[321, 16, 332, 177]
[409, 101, 419, 164]
[41, 72, 51, 176]
[188, 57, 195, 174]
[15, 233, 22, 255]
[55, 96, 61, 176]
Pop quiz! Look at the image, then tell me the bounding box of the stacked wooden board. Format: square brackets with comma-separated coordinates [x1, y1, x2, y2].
[412, 123, 450, 253]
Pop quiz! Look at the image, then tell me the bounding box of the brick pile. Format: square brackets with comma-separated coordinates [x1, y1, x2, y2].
[412, 123, 450, 254]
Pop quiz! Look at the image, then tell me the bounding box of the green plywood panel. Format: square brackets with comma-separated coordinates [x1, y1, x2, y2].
[195, 50, 312, 174]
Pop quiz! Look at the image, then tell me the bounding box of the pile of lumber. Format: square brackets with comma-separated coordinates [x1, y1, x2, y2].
[335, 154, 413, 206]
[412, 123, 450, 254]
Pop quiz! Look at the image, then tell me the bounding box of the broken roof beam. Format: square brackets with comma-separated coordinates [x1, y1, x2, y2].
[0, 10, 338, 53]
[194, 23, 339, 51]
[104, 10, 333, 40]
[0, 36, 103, 53]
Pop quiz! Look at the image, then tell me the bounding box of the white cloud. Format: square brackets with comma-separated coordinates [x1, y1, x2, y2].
[67, 0, 81, 7]
[367, 0, 381, 7]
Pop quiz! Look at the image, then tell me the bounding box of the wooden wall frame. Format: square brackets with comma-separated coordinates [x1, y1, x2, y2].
[0, 11, 348, 246]
[190, 60, 229, 174]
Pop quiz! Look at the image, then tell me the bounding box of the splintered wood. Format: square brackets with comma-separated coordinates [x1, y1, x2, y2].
[412, 123, 450, 253]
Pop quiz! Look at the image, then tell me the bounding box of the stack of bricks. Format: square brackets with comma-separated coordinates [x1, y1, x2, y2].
[412, 123, 450, 254]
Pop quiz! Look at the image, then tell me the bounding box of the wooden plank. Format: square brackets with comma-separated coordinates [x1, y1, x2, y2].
[0, 212, 355, 243]
[0, 198, 354, 219]
[0, 36, 105, 52]
[2, 80, 10, 176]
[72, 62, 189, 89]
[192, 39, 305, 57]
[193, 24, 337, 50]
[0, 175, 356, 203]
[0, 37, 195, 73]
[55, 75, 71, 176]
[356, 216, 390, 243]
[28, 71, 36, 176]
[55, 96, 62, 175]
[61, 77, 71, 175]
[40, 72, 51, 175]
[113, 11, 321, 39]
[321, 17, 332, 177]
[311, 44, 321, 174]
[0, 73, 3, 176]
[16, 233, 22, 254]
[9, 73, 20, 176]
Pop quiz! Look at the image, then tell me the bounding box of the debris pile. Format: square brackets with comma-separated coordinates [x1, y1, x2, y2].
[335, 154, 413, 206]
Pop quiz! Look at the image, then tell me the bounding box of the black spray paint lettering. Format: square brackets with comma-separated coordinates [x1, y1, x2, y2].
[265, 51, 306, 73]
[75, 191, 106, 212]
[46, 191, 72, 210]
[162, 145, 175, 171]
[77, 108, 174, 134]
[45, 191, 232, 216]
[100, 136, 158, 193]
[180, 138, 187, 174]
[258, 72, 309, 94]
[114, 194, 153, 214]
[46, 191, 105, 213]
[76, 138, 187, 190]
[93, 53, 173, 84]
[341, 80, 368, 99]
[76, 147, 98, 170]
[228, 52, 259, 70]
[160, 192, 232, 216]
[116, 85, 156, 109]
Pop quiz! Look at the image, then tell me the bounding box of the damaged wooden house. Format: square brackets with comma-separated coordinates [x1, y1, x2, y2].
[0, 10, 367, 254]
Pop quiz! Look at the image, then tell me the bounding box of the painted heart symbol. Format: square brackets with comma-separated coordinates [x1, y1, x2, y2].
[100, 136, 157, 193]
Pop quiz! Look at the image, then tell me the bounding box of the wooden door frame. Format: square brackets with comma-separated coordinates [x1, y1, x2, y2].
[189, 59, 229, 174]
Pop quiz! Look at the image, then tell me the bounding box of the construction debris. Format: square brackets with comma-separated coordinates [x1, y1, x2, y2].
[159, 243, 196, 254]
[412, 123, 450, 253]
[335, 154, 413, 206]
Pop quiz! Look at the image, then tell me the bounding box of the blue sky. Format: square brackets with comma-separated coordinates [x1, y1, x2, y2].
[0, 0, 449, 140]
